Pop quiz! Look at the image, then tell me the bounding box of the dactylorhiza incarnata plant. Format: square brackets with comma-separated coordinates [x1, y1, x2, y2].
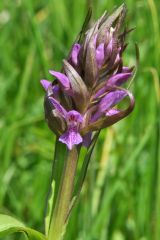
[41, 8, 136, 151]
[39, 4, 136, 240]
[0, 4, 136, 240]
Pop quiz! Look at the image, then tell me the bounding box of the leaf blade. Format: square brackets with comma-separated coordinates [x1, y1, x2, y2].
[0, 214, 47, 240]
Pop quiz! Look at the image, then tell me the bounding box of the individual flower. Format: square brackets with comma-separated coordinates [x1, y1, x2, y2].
[40, 4, 135, 150]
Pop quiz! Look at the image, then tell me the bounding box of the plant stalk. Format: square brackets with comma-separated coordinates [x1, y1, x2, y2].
[48, 147, 78, 240]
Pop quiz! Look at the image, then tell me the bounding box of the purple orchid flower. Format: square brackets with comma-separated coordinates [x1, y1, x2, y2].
[49, 97, 83, 150]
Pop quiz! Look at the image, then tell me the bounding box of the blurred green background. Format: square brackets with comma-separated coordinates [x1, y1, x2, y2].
[0, 0, 159, 239]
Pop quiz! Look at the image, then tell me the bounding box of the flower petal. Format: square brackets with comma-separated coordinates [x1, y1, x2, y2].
[49, 97, 67, 118]
[106, 109, 120, 116]
[107, 73, 132, 86]
[96, 43, 105, 68]
[91, 90, 126, 122]
[40, 80, 51, 91]
[99, 90, 127, 112]
[52, 85, 60, 98]
[70, 43, 81, 66]
[105, 38, 113, 57]
[122, 66, 131, 73]
[94, 86, 106, 98]
[49, 70, 70, 90]
[59, 129, 83, 150]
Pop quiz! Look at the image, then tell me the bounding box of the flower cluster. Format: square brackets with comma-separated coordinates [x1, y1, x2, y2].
[41, 4, 135, 150]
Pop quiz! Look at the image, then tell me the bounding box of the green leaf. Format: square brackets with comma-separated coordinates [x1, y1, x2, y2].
[0, 214, 24, 236]
[69, 131, 100, 213]
[74, 131, 100, 196]
[24, 228, 47, 240]
[0, 214, 47, 240]
[44, 180, 55, 235]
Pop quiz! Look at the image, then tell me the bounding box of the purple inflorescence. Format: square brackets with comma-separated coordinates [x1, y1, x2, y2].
[40, 4, 135, 149]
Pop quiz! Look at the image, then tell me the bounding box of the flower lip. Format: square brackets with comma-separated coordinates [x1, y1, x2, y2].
[66, 110, 83, 124]
[59, 110, 83, 150]
[59, 130, 82, 150]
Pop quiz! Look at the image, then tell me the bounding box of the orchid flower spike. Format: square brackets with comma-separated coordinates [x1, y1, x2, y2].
[40, 4, 135, 150]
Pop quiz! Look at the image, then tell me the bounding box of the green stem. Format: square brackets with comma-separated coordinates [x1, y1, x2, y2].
[48, 147, 78, 240]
